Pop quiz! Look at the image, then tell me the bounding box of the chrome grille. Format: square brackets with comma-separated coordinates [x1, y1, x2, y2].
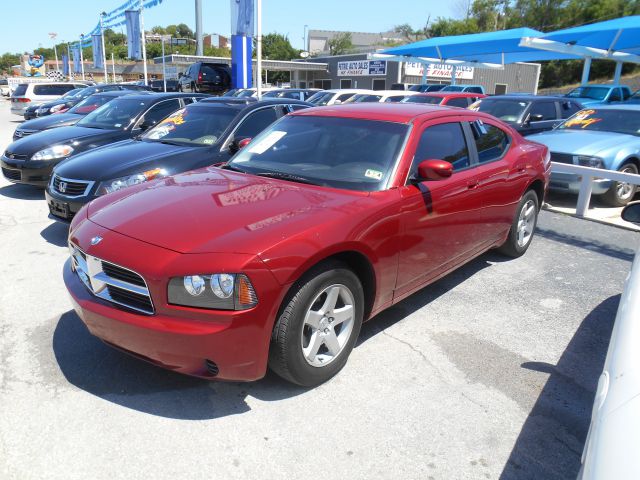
[550, 152, 574, 164]
[3, 151, 28, 161]
[69, 243, 154, 315]
[13, 129, 36, 139]
[53, 175, 93, 197]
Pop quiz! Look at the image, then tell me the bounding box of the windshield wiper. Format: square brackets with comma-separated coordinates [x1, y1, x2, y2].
[254, 171, 321, 186]
[220, 163, 247, 173]
[158, 139, 189, 146]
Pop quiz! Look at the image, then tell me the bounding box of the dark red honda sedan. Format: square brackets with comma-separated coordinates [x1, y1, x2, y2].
[64, 103, 550, 386]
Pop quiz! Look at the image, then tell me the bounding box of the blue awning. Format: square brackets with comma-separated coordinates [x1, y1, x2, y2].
[380, 27, 580, 64]
[538, 16, 640, 55]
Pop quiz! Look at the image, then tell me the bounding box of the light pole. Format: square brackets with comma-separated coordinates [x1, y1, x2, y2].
[79, 34, 85, 81]
[65, 41, 71, 78]
[49, 32, 59, 74]
[99, 12, 108, 83]
[256, 0, 262, 98]
[303, 25, 308, 52]
[140, 0, 148, 85]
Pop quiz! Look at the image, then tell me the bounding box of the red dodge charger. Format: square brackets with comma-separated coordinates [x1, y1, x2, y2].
[64, 103, 550, 386]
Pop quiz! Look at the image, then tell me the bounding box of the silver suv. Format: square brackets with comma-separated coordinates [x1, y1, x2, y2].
[10, 82, 88, 116]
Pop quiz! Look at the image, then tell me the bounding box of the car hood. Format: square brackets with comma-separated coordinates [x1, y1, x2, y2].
[18, 113, 83, 131]
[5, 126, 112, 155]
[87, 167, 369, 255]
[54, 140, 203, 181]
[526, 129, 639, 156]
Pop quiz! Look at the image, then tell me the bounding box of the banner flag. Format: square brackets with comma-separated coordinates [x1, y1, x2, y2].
[62, 55, 69, 76]
[72, 47, 81, 73]
[231, 0, 254, 36]
[92, 34, 104, 69]
[125, 9, 142, 60]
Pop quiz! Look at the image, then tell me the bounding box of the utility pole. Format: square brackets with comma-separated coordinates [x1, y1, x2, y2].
[256, 0, 262, 98]
[140, 0, 148, 85]
[112, 52, 116, 82]
[49, 32, 59, 74]
[195, 0, 203, 56]
[100, 12, 108, 83]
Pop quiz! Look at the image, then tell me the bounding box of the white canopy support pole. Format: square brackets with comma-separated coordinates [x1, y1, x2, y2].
[421, 65, 427, 85]
[613, 62, 623, 84]
[520, 37, 640, 64]
[581, 57, 591, 85]
[450, 65, 457, 85]
[256, 0, 262, 98]
[79, 35, 85, 81]
[140, 0, 148, 86]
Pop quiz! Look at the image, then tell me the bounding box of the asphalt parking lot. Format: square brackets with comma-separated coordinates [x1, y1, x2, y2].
[0, 98, 638, 480]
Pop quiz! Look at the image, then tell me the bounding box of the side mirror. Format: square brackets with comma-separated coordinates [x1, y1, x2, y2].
[229, 137, 252, 153]
[333, 99, 342, 105]
[621, 201, 640, 224]
[529, 113, 544, 122]
[138, 120, 154, 131]
[415, 159, 453, 182]
[178, 72, 184, 78]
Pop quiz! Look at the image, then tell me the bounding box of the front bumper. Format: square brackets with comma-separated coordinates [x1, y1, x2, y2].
[45, 187, 90, 223]
[0, 155, 58, 187]
[549, 171, 611, 195]
[64, 220, 285, 381]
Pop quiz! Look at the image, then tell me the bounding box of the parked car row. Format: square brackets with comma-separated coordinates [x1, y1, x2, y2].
[2, 81, 551, 387]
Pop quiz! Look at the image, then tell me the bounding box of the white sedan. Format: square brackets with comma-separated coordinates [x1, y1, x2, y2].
[579, 201, 640, 479]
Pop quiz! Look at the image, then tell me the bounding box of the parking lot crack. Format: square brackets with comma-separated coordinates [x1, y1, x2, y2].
[380, 329, 449, 383]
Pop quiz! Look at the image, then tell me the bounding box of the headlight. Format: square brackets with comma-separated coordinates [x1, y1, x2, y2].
[168, 273, 258, 310]
[96, 168, 166, 195]
[31, 145, 74, 161]
[575, 155, 604, 168]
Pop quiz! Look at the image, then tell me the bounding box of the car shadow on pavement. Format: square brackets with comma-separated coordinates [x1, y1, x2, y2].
[358, 252, 498, 344]
[499, 295, 619, 480]
[40, 221, 69, 247]
[0, 183, 44, 200]
[536, 227, 634, 262]
[52, 311, 310, 420]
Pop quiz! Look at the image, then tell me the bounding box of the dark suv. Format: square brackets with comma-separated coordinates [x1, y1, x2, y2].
[178, 62, 232, 94]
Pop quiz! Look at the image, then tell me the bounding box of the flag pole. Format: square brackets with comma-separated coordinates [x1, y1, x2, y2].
[256, 0, 262, 99]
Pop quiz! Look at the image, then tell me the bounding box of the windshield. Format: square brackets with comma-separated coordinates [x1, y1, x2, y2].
[401, 96, 442, 105]
[477, 99, 528, 122]
[69, 94, 118, 115]
[76, 97, 148, 129]
[307, 91, 334, 106]
[228, 115, 409, 191]
[262, 91, 279, 98]
[234, 89, 255, 98]
[350, 94, 382, 103]
[141, 105, 237, 146]
[62, 88, 84, 99]
[566, 86, 609, 100]
[442, 86, 464, 92]
[558, 108, 640, 136]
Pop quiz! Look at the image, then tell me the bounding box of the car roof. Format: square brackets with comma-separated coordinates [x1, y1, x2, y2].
[585, 104, 640, 111]
[321, 89, 374, 94]
[291, 103, 466, 123]
[197, 98, 311, 109]
[93, 90, 138, 97]
[413, 92, 485, 98]
[483, 95, 569, 101]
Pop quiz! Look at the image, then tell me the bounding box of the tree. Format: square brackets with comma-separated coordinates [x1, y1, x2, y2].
[175, 23, 194, 39]
[261, 33, 299, 60]
[327, 32, 353, 56]
[0, 53, 21, 74]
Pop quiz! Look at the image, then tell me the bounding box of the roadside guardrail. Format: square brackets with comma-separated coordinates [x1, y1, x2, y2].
[550, 162, 640, 217]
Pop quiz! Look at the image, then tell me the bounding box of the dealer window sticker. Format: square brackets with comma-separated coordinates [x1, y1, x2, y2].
[245, 130, 287, 155]
[365, 169, 383, 180]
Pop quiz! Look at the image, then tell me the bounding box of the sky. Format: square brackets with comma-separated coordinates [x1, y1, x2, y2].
[1, 0, 457, 54]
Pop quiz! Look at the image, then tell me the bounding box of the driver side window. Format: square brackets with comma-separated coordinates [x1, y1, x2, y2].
[233, 107, 279, 139]
[411, 122, 470, 176]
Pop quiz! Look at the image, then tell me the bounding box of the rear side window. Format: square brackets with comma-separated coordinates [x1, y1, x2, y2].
[471, 121, 510, 164]
[414, 122, 470, 172]
[529, 101, 557, 120]
[13, 84, 28, 96]
[560, 101, 581, 119]
[33, 84, 76, 95]
[233, 107, 279, 139]
[446, 97, 469, 108]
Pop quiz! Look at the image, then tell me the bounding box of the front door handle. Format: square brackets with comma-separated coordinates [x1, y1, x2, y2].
[467, 180, 480, 189]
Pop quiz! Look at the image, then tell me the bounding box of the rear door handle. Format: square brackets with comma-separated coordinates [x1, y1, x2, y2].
[467, 180, 480, 189]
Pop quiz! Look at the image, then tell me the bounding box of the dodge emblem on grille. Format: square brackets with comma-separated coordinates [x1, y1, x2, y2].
[91, 236, 103, 245]
[58, 181, 67, 193]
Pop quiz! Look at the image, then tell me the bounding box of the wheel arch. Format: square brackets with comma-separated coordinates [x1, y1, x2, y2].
[620, 156, 640, 171]
[526, 178, 545, 210]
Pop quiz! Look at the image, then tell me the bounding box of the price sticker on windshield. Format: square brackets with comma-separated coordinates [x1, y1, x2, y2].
[365, 169, 383, 180]
[247, 131, 287, 155]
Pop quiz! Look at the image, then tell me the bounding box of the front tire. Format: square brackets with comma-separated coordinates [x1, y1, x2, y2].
[268, 262, 364, 387]
[601, 163, 637, 207]
[497, 190, 539, 258]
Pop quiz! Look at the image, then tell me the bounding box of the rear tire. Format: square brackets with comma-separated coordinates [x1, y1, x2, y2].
[268, 262, 364, 387]
[497, 190, 539, 258]
[601, 163, 637, 207]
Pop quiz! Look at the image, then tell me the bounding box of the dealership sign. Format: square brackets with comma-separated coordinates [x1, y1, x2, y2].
[404, 62, 474, 80]
[337, 60, 387, 76]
